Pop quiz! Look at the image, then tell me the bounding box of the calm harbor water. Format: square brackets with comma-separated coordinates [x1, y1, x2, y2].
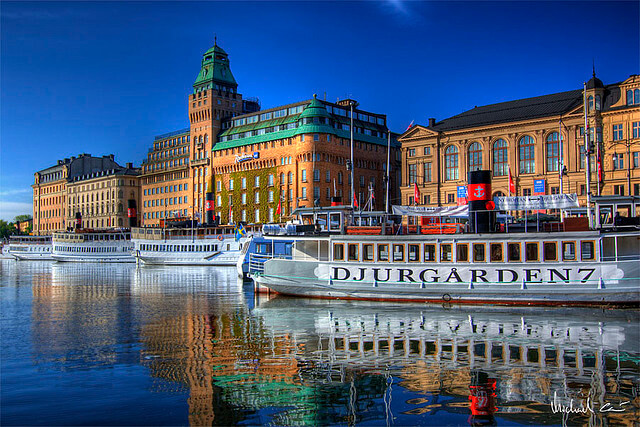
[1, 259, 639, 426]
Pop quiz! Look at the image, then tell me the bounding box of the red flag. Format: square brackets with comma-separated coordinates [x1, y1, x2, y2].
[276, 198, 282, 216]
[353, 190, 359, 208]
[508, 167, 516, 196]
[228, 205, 232, 222]
[405, 120, 415, 132]
[414, 182, 420, 204]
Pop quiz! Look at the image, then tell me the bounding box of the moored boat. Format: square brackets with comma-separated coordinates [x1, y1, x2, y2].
[51, 229, 135, 263]
[6, 235, 53, 261]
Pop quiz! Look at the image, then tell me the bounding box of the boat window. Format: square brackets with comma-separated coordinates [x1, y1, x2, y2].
[508, 243, 520, 262]
[562, 242, 576, 261]
[473, 244, 485, 262]
[377, 244, 389, 261]
[490, 243, 503, 262]
[424, 244, 436, 262]
[333, 243, 345, 261]
[348, 244, 359, 261]
[284, 243, 293, 256]
[440, 244, 452, 262]
[525, 242, 539, 262]
[257, 243, 270, 254]
[408, 244, 420, 262]
[581, 241, 595, 260]
[363, 244, 374, 261]
[392, 244, 404, 262]
[543, 242, 557, 261]
[456, 244, 468, 262]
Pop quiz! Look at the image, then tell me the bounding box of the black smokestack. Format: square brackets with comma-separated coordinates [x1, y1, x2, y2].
[75, 212, 82, 230]
[468, 170, 495, 233]
[127, 199, 137, 228]
[205, 174, 215, 226]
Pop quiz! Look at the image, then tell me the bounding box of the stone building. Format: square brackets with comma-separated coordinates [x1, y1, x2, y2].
[398, 74, 640, 207]
[32, 154, 140, 234]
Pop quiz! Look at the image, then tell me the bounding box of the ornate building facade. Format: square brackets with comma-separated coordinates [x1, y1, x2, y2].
[399, 74, 640, 208]
[140, 42, 400, 226]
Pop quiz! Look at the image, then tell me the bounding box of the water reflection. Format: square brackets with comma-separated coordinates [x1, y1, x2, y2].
[1, 260, 638, 426]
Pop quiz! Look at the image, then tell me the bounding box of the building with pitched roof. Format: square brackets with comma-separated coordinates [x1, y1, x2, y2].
[398, 74, 640, 208]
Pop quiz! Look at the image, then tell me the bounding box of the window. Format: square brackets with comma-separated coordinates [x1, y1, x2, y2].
[241, 193, 247, 204]
[313, 169, 320, 182]
[288, 172, 293, 184]
[268, 174, 274, 186]
[254, 191, 259, 203]
[301, 187, 307, 199]
[626, 89, 640, 105]
[408, 148, 415, 157]
[408, 244, 420, 262]
[562, 242, 576, 261]
[546, 132, 561, 172]
[408, 164, 417, 185]
[302, 169, 307, 182]
[519, 135, 535, 174]
[492, 139, 508, 177]
[634, 152, 639, 168]
[313, 134, 319, 141]
[613, 124, 623, 141]
[522, 188, 531, 196]
[254, 176, 260, 187]
[525, 242, 538, 261]
[363, 244, 374, 261]
[424, 244, 435, 261]
[456, 243, 469, 262]
[633, 122, 640, 139]
[613, 153, 624, 170]
[581, 241, 595, 260]
[423, 162, 432, 183]
[543, 242, 557, 261]
[508, 243, 520, 262]
[241, 177, 247, 189]
[614, 184, 624, 195]
[392, 244, 405, 262]
[468, 142, 482, 172]
[348, 244, 359, 261]
[490, 243, 503, 262]
[473, 244, 485, 262]
[444, 146, 459, 180]
[377, 244, 389, 262]
[440, 244, 452, 262]
[424, 146, 431, 155]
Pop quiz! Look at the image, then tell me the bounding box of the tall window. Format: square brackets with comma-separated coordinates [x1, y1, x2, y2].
[546, 132, 561, 172]
[492, 139, 508, 177]
[408, 164, 417, 185]
[633, 122, 640, 139]
[613, 124, 623, 141]
[595, 95, 601, 111]
[423, 162, 432, 183]
[444, 146, 459, 181]
[468, 142, 482, 172]
[588, 96, 594, 111]
[519, 135, 535, 174]
[627, 89, 640, 105]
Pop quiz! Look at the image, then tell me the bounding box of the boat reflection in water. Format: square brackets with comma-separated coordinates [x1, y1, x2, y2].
[251, 297, 639, 425]
[11, 261, 638, 425]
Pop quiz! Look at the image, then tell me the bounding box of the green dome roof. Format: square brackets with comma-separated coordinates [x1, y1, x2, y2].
[298, 95, 332, 120]
[204, 44, 228, 57]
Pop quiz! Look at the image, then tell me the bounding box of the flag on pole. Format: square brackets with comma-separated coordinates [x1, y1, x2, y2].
[353, 190, 359, 209]
[276, 197, 282, 216]
[234, 223, 246, 242]
[405, 120, 415, 132]
[508, 166, 516, 196]
[414, 182, 420, 205]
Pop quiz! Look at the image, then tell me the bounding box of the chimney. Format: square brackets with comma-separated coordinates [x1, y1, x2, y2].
[109, 154, 114, 161]
[428, 118, 436, 127]
[126, 162, 133, 169]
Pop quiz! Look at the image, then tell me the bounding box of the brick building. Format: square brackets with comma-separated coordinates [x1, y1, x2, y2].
[140, 42, 400, 225]
[398, 74, 640, 207]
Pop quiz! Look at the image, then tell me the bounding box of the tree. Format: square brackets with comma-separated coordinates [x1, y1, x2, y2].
[14, 214, 32, 223]
[0, 220, 17, 240]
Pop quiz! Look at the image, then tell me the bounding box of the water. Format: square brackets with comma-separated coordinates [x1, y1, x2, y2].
[1, 259, 639, 426]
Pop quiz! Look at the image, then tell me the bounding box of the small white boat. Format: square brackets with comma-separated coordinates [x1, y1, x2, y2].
[51, 229, 135, 263]
[6, 235, 53, 260]
[131, 224, 256, 266]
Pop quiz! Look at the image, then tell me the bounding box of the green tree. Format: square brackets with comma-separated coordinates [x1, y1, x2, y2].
[0, 220, 17, 240]
[13, 214, 32, 223]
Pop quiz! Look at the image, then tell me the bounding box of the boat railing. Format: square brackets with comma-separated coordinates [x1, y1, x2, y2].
[248, 253, 291, 275]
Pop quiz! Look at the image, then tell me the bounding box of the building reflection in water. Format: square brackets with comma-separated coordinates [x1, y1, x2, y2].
[22, 261, 639, 426]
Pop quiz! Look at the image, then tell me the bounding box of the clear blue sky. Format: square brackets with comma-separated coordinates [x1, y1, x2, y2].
[1, 1, 638, 221]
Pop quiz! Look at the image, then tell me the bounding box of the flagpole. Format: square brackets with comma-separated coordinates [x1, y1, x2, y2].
[349, 101, 355, 209]
[583, 82, 593, 229]
[385, 131, 391, 214]
[559, 119, 564, 222]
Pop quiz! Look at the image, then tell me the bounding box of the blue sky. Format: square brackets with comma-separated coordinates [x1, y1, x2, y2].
[1, 1, 638, 221]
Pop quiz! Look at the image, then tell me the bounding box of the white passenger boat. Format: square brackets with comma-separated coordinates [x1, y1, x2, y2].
[51, 229, 135, 263]
[131, 223, 256, 266]
[6, 235, 53, 260]
[250, 199, 640, 306]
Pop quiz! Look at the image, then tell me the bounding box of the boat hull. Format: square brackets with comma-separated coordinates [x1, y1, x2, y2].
[52, 254, 135, 263]
[253, 258, 640, 306]
[135, 250, 243, 266]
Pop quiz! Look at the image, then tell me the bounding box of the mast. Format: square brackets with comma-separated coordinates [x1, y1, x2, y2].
[385, 130, 391, 213]
[350, 101, 355, 208]
[583, 82, 593, 229]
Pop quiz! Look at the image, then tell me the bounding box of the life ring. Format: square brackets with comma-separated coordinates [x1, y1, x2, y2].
[217, 235, 224, 241]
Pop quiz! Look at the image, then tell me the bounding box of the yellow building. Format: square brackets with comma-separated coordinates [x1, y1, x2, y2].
[399, 74, 640, 207]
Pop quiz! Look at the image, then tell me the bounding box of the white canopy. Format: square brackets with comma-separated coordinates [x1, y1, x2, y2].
[494, 194, 579, 210]
[392, 205, 469, 217]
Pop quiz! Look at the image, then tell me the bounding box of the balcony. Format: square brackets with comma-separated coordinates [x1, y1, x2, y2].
[191, 157, 210, 167]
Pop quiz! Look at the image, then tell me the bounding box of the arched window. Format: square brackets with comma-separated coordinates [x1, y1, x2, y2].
[546, 132, 561, 172]
[635, 89, 640, 104]
[627, 90, 633, 105]
[468, 142, 482, 172]
[204, 134, 208, 144]
[492, 139, 508, 177]
[519, 135, 535, 174]
[444, 146, 459, 181]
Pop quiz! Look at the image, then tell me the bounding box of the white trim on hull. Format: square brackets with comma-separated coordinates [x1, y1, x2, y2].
[136, 251, 243, 266]
[52, 254, 135, 263]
